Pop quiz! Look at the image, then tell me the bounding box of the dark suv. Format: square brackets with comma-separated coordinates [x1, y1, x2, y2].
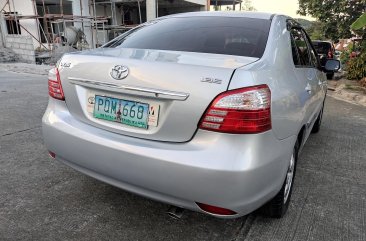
[312, 40, 336, 79]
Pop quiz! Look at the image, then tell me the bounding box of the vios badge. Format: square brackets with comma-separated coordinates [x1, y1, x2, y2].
[110, 65, 129, 80]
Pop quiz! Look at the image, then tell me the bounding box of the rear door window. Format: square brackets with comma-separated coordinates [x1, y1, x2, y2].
[302, 30, 319, 68]
[290, 28, 312, 67]
[103, 17, 271, 58]
[290, 34, 301, 66]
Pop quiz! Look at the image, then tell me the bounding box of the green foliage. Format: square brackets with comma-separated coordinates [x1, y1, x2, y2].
[340, 45, 352, 65]
[295, 18, 313, 29]
[298, 0, 365, 41]
[295, 18, 326, 40]
[307, 21, 326, 40]
[351, 12, 366, 30]
[346, 50, 366, 80]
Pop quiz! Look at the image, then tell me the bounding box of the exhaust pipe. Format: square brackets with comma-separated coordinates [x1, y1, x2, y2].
[166, 206, 184, 219]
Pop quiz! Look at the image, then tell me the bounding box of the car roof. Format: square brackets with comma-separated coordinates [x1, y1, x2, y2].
[163, 11, 275, 20]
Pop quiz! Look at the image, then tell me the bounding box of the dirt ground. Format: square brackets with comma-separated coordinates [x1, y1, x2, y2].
[327, 75, 366, 107]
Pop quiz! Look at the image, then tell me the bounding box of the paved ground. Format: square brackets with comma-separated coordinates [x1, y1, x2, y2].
[0, 70, 365, 241]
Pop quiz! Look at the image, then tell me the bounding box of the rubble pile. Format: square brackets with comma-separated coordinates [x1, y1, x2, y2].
[0, 48, 19, 63]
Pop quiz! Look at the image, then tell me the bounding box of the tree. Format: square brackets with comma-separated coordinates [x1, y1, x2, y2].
[298, 0, 366, 41]
[295, 19, 326, 40]
[307, 22, 327, 40]
[351, 12, 366, 30]
[241, 0, 257, 11]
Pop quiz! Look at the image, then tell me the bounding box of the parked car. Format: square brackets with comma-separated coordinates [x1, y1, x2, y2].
[312, 40, 337, 79]
[43, 12, 340, 219]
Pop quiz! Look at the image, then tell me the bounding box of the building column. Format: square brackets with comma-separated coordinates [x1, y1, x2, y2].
[146, 0, 156, 21]
[0, 14, 6, 47]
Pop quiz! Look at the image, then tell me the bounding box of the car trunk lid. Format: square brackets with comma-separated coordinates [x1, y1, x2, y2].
[58, 48, 258, 142]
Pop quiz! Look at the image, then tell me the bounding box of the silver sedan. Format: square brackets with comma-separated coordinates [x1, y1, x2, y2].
[42, 12, 340, 218]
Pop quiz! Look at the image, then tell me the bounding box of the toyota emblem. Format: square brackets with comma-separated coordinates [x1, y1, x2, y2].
[110, 65, 129, 80]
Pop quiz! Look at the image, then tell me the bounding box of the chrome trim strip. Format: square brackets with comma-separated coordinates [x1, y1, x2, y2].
[68, 77, 189, 101]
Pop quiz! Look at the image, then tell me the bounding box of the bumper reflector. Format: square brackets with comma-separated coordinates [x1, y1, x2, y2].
[196, 202, 237, 215]
[48, 151, 56, 158]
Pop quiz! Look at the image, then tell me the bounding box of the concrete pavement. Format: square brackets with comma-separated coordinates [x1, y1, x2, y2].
[0, 70, 365, 241]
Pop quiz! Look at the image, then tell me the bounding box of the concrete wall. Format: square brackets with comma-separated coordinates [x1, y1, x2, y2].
[0, 0, 40, 48]
[5, 35, 35, 63]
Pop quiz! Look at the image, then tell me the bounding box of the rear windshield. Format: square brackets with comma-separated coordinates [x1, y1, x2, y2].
[312, 42, 332, 54]
[103, 17, 271, 58]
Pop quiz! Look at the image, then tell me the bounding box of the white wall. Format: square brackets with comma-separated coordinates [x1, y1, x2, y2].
[0, 0, 39, 49]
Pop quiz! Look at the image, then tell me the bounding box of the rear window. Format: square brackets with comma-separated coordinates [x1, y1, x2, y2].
[312, 42, 332, 54]
[103, 17, 271, 58]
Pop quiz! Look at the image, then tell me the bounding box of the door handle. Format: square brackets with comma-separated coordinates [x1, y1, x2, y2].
[305, 84, 312, 94]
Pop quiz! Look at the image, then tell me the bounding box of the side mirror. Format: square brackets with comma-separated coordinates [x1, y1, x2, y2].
[324, 59, 340, 72]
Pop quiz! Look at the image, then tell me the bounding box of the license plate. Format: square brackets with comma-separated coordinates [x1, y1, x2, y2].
[93, 95, 149, 129]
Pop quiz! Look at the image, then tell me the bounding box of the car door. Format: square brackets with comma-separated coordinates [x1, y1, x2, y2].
[303, 30, 327, 111]
[290, 28, 318, 135]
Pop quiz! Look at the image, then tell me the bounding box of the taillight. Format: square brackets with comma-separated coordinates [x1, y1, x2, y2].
[199, 84, 271, 134]
[327, 50, 333, 59]
[48, 67, 65, 100]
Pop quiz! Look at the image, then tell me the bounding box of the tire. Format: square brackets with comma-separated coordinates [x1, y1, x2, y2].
[326, 72, 334, 80]
[263, 141, 298, 218]
[311, 105, 324, 134]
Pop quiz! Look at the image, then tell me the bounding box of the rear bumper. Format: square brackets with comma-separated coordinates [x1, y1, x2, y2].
[42, 98, 296, 218]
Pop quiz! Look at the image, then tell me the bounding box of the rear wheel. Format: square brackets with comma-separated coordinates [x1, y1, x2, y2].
[264, 141, 298, 218]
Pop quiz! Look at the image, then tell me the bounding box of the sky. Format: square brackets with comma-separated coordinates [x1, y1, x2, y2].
[250, 0, 315, 20]
[226, 0, 316, 21]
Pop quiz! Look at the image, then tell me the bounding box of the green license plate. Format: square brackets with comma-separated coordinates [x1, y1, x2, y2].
[93, 95, 149, 129]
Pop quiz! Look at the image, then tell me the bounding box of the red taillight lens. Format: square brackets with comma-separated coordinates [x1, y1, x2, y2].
[196, 202, 237, 216]
[199, 84, 271, 134]
[48, 151, 56, 158]
[327, 50, 333, 59]
[48, 67, 65, 100]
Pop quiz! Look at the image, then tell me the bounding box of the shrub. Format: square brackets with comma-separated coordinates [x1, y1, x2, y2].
[346, 51, 366, 80]
[360, 77, 366, 88]
[340, 44, 353, 65]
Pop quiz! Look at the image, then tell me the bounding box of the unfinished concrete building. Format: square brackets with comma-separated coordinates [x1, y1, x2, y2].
[0, 0, 209, 49]
[0, 0, 210, 63]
